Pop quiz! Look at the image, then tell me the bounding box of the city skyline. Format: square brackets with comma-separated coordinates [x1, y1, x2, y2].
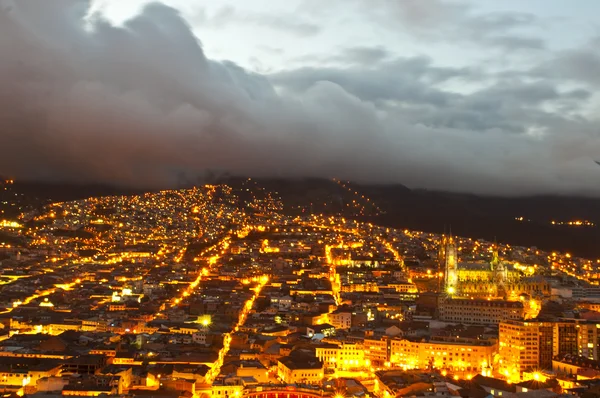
[4, 3, 600, 395]
[1, 178, 599, 396]
[1, 0, 600, 195]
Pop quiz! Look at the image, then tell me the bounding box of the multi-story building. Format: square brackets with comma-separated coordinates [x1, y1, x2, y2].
[0, 360, 62, 388]
[499, 320, 554, 380]
[570, 286, 600, 301]
[554, 322, 578, 358]
[364, 336, 390, 366]
[340, 282, 378, 293]
[315, 342, 368, 370]
[389, 336, 497, 374]
[327, 311, 352, 330]
[439, 298, 524, 325]
[387, 283, 418, 294]
[277, 356, 323, 385]
[499, 319, 600, 381]
[363, 334, 497, 373]
[553, 319, 600, 360]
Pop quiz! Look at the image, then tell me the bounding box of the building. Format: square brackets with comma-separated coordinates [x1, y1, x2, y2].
[499, 320, 554, 380]
[439, 297, 524, 325]
[277, 356, 323, 385]
[327, 311, 352, 330]
[374, 370, 439, 397]
[441, 234, 459, 295]
[499, 318, 600, 382]
[388, 283, 418, 294]
[554, 321, 578, 358]
[97, 365, 133, 391]
[364, 336, 390, 366]
[315, 341, 368, 371]
[211, 376, 244, 398]
[61, 375, 122, 396]
[172, 364, 210, 384]
[389, 336, 497, 375]
[552, 354, 600, 378]
[553, 319, 600, 360]
[577, 301, 600, 312]
[438, 235, 550, 299]
[0, 358, 62, 388]
[220, 361, 268, 384]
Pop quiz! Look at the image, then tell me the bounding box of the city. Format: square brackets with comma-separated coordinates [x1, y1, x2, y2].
[3, 0, 600, 397]
[1, 178, 600, 397]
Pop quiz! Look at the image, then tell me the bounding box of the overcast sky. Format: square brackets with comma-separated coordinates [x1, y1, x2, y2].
[1, 0, 600, 195]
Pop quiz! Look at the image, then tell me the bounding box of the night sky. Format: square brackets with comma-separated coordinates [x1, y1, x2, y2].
[1, 0, 600, 195]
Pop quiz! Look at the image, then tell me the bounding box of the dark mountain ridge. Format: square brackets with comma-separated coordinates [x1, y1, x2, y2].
[2, 177, 599, 258]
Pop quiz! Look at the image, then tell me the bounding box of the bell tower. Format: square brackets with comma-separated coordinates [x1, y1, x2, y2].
[491, 241, 507, 297]
[490, 238, 500, 271]
[444, 229, 458, 295]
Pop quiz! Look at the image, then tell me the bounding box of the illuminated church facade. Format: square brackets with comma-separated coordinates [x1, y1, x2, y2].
[439, 234, 550, 300]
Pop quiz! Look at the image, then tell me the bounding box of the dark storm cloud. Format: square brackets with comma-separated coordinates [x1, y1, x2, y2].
[1, 0, 600, 196]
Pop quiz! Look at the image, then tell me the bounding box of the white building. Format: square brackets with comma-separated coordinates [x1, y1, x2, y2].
[327, 311, 351, 329]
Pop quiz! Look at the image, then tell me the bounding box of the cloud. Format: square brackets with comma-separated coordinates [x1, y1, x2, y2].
[526, 37, 600, 88]
[486, 35, 545, 51]
[271, 56, 476, 106]
[1, 0, 600, 196]
[376, 0, 468, 30]
[192, 5, 321, 37]
[538, 50, 600, 86]
[334, 46, 390, 65]
[273, 61, 592, 135]
[360, 0, 546, 51]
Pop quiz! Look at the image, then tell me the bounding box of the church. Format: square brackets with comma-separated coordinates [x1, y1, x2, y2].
[439, 234, 550, 300]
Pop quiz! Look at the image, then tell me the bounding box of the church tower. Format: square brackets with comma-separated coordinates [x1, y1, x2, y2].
[494, 259, 507, 284]
[437, 234, 447, 267]
[443, 232, 458, 295]
[437, 231, 447, 293]
[490, 239, 500, 271]
[491, 242, 508, 298]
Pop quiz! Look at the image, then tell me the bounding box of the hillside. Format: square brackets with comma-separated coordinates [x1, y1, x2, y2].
[2, 177, 600, 258]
